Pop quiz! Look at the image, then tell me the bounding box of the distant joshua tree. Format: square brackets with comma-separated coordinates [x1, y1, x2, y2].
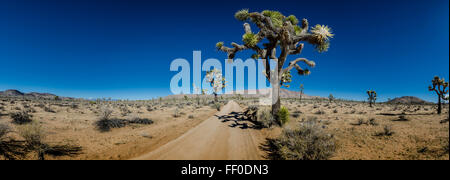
[328, 94, 334, 103]
[217, 9, 333, 118]
[367, 90, 377, 107]
[205, 68, 226, 103]
[428, 76, 449, 114]
[299, 84, 304, 104]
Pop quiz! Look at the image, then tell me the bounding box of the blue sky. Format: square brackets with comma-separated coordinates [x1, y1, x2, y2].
[0, 0, 448, 102]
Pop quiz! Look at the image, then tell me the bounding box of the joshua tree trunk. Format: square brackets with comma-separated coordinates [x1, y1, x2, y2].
[369, 101, 373, 107]
[299, 90, 303, 104]
[272, 85, 281, 119]
[438, 97, 442, 114]
[214, 93, 218, 103]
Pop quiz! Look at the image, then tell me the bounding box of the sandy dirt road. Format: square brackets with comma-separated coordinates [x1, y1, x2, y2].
[132, 101, 266, 160]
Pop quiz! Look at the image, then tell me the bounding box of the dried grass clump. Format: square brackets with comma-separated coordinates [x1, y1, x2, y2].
[266, 122, 336, 160]
[10, 111, 32, 125]
[375, 125, 395, 137]
[256, 107, 275, 128]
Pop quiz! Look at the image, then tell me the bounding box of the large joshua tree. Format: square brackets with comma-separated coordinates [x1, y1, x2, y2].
[216, 9, 333, 118]
[428, 76, 449, 114]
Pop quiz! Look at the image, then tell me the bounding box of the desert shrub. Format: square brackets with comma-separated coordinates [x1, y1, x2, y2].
[291, 112, 300, 118]
[44, 106, 55, 113]
[147, 106, 153, 112]
[19, 122, 82, 160]
[443, 138, 449, 154]
[95, 118, 127, 132]
[95, 107, 126, 131]
[333, 109, 338, 113]
[19, 122, 45, 148]
[188, 115, 194, 119]
[212, 103, 221, 111]
[128, 116, 154, 125]
[0, 124, 10, 140]
[394, 115, 409, 121]
[257, 107, 275, 128]
[120, 106, 131, 116]
[267, 123, 336, 160]
[375, 125, 394, 136]
[352, 118, 367, 126]
[100, 106, 113, 120]
[368, 118, 378, 126]
[278, 106, 289, 126]
[315, 110, 326, 115]
[173, 108, 180, 118]
[10, 111, 32, 125]
[440, 117, 449, 124]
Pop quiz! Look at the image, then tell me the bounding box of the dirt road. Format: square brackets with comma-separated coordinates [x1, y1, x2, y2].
[132, 101, 266, 160]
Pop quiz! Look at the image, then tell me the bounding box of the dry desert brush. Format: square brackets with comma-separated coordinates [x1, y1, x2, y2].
[265, 122, 336, 160]
[10, 110, 33, 125]
[217, 9, 333, 119]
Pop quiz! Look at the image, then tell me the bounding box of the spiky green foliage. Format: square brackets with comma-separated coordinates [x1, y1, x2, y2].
[242, 33, 259, 47]
[286, 15, 299, 25]
[278, 106, 289, 126]
[316, 42, 330, 53]
[235, 9, 249, 21]
[216, 42, 224, 49]
[294, 25, 303, 36]
[310, 25, 334, 52]
[262, 10, 285, 28]
[281, 71, 292, 88]
[217, 9, 334, 119]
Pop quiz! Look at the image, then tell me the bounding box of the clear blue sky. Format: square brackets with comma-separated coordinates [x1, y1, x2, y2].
[0, 0, 448, 101]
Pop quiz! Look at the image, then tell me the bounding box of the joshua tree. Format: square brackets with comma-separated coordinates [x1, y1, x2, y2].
[217, 9, 333, 118]
[299, 84, 304, 104]
[428, 76, 449, 114]
[205, 68, 226, 103]
[367, 90, 377, 107]
[328, 94, 334, 103]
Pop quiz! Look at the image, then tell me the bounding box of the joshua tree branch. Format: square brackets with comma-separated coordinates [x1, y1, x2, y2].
[282, 58, 315, 75]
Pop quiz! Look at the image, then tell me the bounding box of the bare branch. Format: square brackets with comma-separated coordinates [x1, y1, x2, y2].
[282, 58, 315, 75]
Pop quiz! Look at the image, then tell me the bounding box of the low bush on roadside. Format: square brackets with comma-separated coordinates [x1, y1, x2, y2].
[266, 122, 336, 160]
[278, 106, 289, 126]
[256, 107, 275, 128]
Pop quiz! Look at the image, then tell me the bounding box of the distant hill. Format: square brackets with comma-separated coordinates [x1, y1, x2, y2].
[387, 96, 432, 104]
[165, 88, 325, 100]
[0, 89, 71, 100]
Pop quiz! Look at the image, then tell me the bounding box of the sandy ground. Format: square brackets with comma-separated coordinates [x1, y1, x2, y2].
[1, 98, 448, 160]
[133, 101, 267, 160]
[0, 99, 217, 160]
[277, 100, 449, 160]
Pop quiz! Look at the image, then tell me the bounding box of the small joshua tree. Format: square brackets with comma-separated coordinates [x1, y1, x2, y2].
[299, 84, 304, 104]
[193, 84, 201, 105]
[205, 68, 226, 103]
[367, 90, 377, 107]
[217, 9, 333, 118]
[428, 76, 449, 114]
[328, 94, 334, 103]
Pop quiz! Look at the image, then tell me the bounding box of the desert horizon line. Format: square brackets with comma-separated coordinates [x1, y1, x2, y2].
[0, 88, 442, 103]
